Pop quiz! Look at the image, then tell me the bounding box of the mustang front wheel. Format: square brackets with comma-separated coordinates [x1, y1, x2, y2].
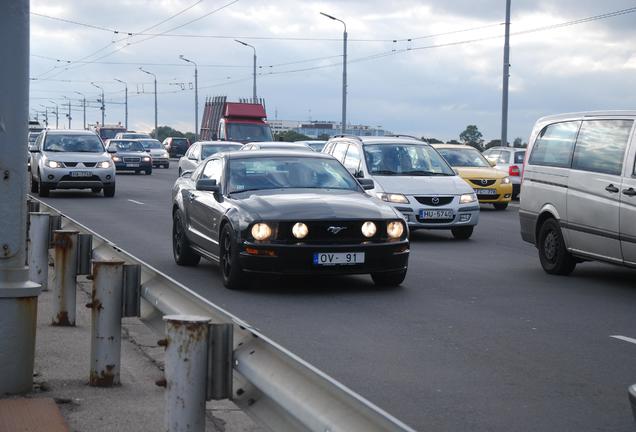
[220, 224, 247, 290]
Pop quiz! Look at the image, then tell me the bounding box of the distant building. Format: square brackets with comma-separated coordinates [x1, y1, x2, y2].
[293, 120, 391, 138]
[269, 119, 301, 135]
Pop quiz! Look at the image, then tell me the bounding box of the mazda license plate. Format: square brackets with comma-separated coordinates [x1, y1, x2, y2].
[70, 171, 92, 177]
[313, 252, 365, 266]
[475, 188, 497, 195]
[420, 209, 454, 219]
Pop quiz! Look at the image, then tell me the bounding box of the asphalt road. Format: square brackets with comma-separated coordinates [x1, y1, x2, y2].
[38, 164, 636, 431]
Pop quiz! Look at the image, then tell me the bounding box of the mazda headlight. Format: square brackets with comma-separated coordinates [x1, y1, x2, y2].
[460, 193, 477, 204]
[251, 223, 272, 241]
[292, 222, 309, 239]
[376, 193, 409, 204]
[97, 160, 111, 169]
[46, 160, 63, 168]
[387, 221, 404, 239]
[501, 176, 511, 184]
[143, 156, 151, 162]
[361, 221, 377, 238]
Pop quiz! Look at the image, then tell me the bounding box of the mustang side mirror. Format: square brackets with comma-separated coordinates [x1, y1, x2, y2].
[357, 178, 374, 190]
[196, 178, 220, 193]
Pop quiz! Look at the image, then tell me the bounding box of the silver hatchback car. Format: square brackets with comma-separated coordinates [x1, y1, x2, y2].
[29, 130, 116, 197]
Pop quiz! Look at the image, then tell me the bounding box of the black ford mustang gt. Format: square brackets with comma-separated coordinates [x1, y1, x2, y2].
[171, 150, 409, 289]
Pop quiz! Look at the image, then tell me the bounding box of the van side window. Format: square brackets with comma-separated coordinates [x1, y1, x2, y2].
[528, 121, 580, 168]
[572, 119, 633, 176]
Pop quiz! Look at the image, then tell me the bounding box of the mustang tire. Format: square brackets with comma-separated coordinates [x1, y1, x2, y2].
[172, 210, 200, 266]
[219, 224, 247, 290]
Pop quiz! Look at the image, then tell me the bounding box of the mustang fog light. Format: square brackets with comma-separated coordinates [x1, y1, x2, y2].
[292, 222, 309, 239]
[97, 160, 111, 168]
[361, 221, 377, 238]
[251, 223, 272, 241]
[387, 221, 404, 238]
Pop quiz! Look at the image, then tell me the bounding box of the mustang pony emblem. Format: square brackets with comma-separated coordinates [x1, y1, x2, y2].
[327, 226, 347, 235]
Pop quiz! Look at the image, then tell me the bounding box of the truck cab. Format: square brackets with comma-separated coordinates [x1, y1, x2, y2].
[215, 103, 273, 143]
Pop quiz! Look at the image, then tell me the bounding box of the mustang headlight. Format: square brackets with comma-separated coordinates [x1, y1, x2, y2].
[361, 221, 377, 238]
[46, 160, 63, 168]
[97, 160, 111, 168]
[143, 156, 151, 162]
[251, 223, 272, 241]
[460, 193, 477, 204]
[292, 222, 309, 239]
[387, 221, 404, 239]
[501, 176, 511, 184]
[376, 193, 409, 204]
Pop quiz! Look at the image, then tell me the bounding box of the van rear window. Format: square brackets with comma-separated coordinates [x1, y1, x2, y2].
[528, 121, 580, 168]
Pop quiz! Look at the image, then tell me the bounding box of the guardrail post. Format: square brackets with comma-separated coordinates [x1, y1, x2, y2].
[207, 323, 233, 400]
[163, 315, 210, 432]
[77, 233, 92, 276]
[88, 259, 124, 387]
[52, 230, 78, 326]
[28, 213, 50, 292]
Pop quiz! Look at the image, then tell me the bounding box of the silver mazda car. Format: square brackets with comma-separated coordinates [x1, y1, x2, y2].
[29, 130, 116, 197]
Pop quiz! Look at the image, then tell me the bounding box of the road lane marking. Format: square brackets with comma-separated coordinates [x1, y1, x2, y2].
[610, 335, 636, 345]
[127, 199, 145, 205]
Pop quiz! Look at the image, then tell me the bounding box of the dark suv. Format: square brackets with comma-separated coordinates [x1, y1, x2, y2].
[163, 137, 190, 158]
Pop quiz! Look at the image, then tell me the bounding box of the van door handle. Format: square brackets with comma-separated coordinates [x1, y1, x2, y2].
[605, 184, 619, 193]
[623, 187, 636, 197]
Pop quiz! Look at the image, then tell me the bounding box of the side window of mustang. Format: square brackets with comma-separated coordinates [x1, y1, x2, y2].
[202, 159, 223, 184]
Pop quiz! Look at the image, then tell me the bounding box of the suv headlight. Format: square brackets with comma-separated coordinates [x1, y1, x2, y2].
[46, 160, 63, 168]
[376, 193, 409, 204]
[143, 156, 151, 162]
[251, 223, 272, 241]
[501, 176, 511, 184]
[97, 160, 112, 168]
[459, 193, 477, 204]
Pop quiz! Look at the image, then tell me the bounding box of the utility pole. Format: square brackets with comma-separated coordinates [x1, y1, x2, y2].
[320, 12, 347, 134]
[39, 104, 49, 128]
[234, 40, 257, 103]
[179, 55, 199, 141]
[0, 0, 42, 395]
[91, 82, 105, 126]
[501, 0, 511, 147]
[49, 100, 59, 129]
[75, 91, 86, 130]
[139, 67, 158, 137]
[62, 96, 72, 129]
[114, 79, 128, 130]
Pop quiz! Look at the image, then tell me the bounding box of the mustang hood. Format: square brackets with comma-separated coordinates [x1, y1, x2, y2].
[234, 189, 399, 220]
[372, 175, 473, 195]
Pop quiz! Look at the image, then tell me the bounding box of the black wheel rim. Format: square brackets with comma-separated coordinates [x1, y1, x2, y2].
[222, 232, 232, 278]
[543, 230, 558, 262]
[173, 214, 183, 258]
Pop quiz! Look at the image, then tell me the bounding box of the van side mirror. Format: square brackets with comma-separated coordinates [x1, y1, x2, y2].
[357, 178, 374, 190]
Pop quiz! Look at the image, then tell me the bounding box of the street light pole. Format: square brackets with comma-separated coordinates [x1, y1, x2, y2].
[501, 0, 511, 147]
[49, 100, 59, 129]
[139, 67, 158, 137]
[320, 12, 347, 134]
[234, 40, 257, 102]
[114, 79, 128, 130]
[39, 104, 49, 128]
[74, 91, 86, 130]
[91, 82, 105, 126]
[62, 96, 72, 129]
[179, 55, 199, 141]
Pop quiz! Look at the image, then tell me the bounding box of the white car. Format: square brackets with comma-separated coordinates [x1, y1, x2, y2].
[323, 136, 479, 239]
[138, 139, 170, 168]
[178, 141, 243, 175]
[482, 146, 526, 198]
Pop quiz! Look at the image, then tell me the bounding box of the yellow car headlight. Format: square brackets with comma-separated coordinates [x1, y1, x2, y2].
[501, 176, 511, 184]
[387, 221, 404, 239]
[251, 223, 272, 241]
[292, 222, 309, 239]
[376, 193, 409, 204]
[361, 221, 377, 238]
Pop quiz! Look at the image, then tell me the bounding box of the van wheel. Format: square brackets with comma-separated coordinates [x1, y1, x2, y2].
[537, 218, 576, 275]
[493, 203, 508, 210]
[451, 226, 473, 240]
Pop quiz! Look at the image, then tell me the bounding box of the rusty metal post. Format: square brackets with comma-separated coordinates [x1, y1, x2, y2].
[28, 213, 50, 292]
[164, 315, 210, 432]
[52, 230, 78, 326]
[48, 215, 61, 249]
[88, 259, 124, 387]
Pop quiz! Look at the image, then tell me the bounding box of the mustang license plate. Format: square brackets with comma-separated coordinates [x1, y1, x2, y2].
[420, 209, 454, 219]
[475, 188, 497, 195]
[313, 252, 365, 266]
[70, 171, 92, 177]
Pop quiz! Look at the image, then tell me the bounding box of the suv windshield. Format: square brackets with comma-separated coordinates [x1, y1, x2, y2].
[227, 124, 273, 142]
[436, 147, 490, 168]
[364, 143, 455, 176]
[111, 141, 145, 152]
[28, 133, 40, 143]
[228, 157, 359, 193]
[202, 145, 241, 158]
[139, 140, 162, 149]
[44, 134, 104, 153]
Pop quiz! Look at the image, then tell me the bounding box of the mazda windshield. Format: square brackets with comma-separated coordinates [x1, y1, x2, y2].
[364, 143, 455, 176]
[436, 147, 491, 168]
[228, 156, 360, 193]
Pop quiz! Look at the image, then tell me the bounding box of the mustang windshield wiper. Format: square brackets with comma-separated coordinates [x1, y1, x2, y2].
[228, 188, 269, 194]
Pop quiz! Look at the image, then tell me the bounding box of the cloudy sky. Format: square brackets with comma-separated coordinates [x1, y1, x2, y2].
[29, 0, 636, 142]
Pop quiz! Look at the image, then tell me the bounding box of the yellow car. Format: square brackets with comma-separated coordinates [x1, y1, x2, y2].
[433, 144, 513, 210]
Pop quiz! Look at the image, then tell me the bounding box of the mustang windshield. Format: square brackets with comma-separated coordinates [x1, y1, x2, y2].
[44, 134, 104, 153]
[202, 145, 241, 158]
[228, 157, 360, 193]
[364, 143, 455, 176]
[436, 147, 491, 168]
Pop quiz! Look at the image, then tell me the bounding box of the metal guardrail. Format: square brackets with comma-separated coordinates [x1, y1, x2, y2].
[32, 196, 416, 432]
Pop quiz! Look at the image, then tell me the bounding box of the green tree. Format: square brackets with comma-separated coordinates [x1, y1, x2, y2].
[446, 139, 460, 144]
[422, 137, 443, 144]
[273, 130, 311, 142]
[513, 137, 527, 148]
[459, 125, 484, 151]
